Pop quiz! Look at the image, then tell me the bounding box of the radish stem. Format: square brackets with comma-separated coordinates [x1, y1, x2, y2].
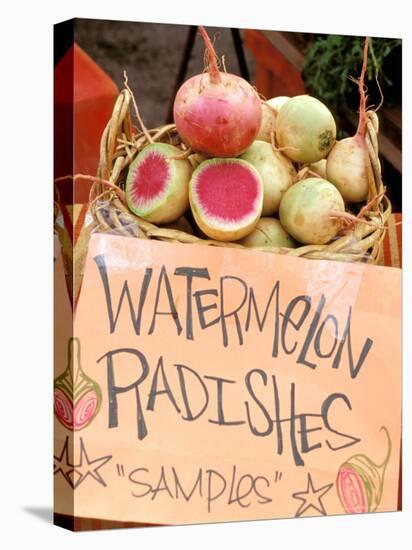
[198, 26, 222, 84]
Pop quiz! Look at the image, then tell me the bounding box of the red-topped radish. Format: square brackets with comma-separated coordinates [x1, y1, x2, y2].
[173, 27, 262, 158]
[189, 158, 263, 241]
[125, 143, 192, 223]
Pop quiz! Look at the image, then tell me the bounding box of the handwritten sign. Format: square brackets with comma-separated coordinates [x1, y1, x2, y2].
[54, 234, 401, 525]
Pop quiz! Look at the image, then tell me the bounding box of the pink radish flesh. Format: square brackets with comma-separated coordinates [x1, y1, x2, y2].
[126, 143, 191, 223]
[173, 27, 262, 157]
[337, 467, 368, 514]
[189, 158, 263, 241]
[54, 388, 99, 430]
[54, 388, 73, 429]
[197, 163, 259, 221]
[73, 391, 99, 430]
[129, 151, 170, 206]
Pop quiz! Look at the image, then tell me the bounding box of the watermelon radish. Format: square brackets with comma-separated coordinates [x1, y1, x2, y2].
[173, 27, 262, 158]
[126, 143, 192, 224]
[189, 158, 263, 241]
[238, 218, 297, 248]
[279, 177, 345, 245]
[240, 140, 295, 215]
[308, 159, 327, 179]
[276, 95, 336, 163]
[257, 96, 289, 143]
[256, 103, 277, 143]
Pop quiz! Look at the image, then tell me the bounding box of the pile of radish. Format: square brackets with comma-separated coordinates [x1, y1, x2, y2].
[125, 28, 373, 250]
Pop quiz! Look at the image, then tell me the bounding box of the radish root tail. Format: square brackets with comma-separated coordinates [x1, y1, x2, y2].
[123, 71, 153, 144]
[54, 174, 126, 204]
[329, 190, 387, 232]
[356, 37, 369, 139]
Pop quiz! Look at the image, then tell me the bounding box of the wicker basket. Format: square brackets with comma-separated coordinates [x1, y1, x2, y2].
[90, 88, 391, 264]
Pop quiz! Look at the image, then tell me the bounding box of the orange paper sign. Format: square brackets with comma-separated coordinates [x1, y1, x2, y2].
[54, 234, 401, 525]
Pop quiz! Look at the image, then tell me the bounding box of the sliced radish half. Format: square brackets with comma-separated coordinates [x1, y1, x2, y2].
[189, 158, 263, 241]
[126, 143, 192, 224]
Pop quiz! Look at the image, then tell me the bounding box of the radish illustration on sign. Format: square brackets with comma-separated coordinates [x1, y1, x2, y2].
[336, 427, 392, 514]
[54, 337, 102, 431]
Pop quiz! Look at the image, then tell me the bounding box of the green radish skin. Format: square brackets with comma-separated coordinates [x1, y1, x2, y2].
[189, 158, 263, 242]
[268, 96, 290, 111]
[326, 137, 369, 202]
[237, 218, 297, 248]
[279, 177, 344, 245]
[240, 140, 295, 215]
[276, 95, 336, 164]
[256, 103, 276, 143]
[257, 96, 289, 143]
[126, 143, 192, 224]
[308, 159, 327, 179]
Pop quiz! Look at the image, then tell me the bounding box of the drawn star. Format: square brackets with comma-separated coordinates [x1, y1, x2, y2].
[292, 473, 333, 517]
[54, 436, 112, 489]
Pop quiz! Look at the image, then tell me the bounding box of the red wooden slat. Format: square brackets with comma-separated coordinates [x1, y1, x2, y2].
[243, 29, 305, 97]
